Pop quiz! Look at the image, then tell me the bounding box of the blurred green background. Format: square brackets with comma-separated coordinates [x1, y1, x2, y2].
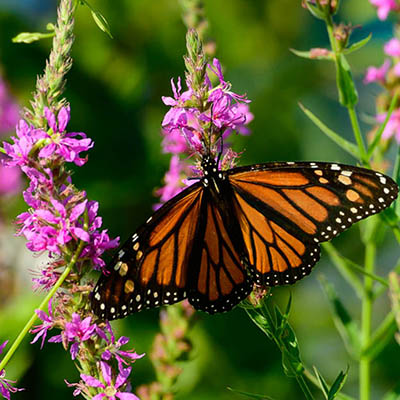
[0, 0, 399, 399]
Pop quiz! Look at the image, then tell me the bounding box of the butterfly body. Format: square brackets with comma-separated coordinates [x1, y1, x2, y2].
[92, 160, 398, 320]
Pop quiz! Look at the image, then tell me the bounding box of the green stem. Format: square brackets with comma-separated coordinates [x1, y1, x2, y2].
[348, 106, 369, 166]
[325, 14, 369, 165]
[0, 239, 84, 371]
[359, 242, 376, 400]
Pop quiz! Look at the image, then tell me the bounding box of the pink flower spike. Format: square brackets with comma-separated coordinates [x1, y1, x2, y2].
[364, 59, 390, 84]
[370, 0, 398, 20]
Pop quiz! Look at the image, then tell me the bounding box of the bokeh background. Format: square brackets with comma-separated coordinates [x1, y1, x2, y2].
[0, 0, 399, 399]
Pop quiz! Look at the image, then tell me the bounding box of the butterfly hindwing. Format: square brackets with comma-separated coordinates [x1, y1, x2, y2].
[187, 198, 253, 313]
[228, 161, 398, 286]
[92, 183, 203, 320]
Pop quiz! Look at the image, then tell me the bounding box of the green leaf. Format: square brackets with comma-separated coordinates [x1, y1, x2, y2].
[227, 387, 276, 400]
[304, 1, 326, 20]
[290, 48, 333, 61]
[343, 34, 372, 55]
[299, 103, 360, 158]
[329, 251, 388, 287]
[245, 308, 273, 339]
[80, 0, 113, 38]
[12, 31, 54, 44]
[275, 306, 304, 377]
[335, 54, 358, 107]
[313, 366, 330, 399]
[284, 292, 292, 318]
[90, 10, 113, 38]
[319, 276, 361, 358]
[368, 92, 398, 159]
[328, 367, 349, 400]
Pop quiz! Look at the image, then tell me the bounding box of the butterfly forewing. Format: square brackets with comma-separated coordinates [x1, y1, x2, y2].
[228, 161, 398, 286]
[92, 183, 203, 320]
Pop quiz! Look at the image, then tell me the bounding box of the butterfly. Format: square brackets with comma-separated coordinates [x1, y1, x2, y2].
[91, 158, 398, 320]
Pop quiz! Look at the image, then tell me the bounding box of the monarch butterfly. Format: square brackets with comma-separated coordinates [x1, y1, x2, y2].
[91, 158, 398, 320]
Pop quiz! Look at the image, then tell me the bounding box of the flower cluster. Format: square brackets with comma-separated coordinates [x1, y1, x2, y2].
[364, 2, 400, 143]
[3, 107, 118, 271]
[157, 52, 253, 204]
[30, 299, 144, 396]
[1, 103, 147, 398]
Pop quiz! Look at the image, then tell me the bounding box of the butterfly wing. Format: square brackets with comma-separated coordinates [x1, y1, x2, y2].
[187, 193, 253, 314]
[92, 182, 204, 320]
[228, 161, 398, 286]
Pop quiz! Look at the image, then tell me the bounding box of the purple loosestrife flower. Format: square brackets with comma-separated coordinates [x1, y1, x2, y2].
[78, 362, 139, 400]
[0, 341, 24, 400]
[30, 299, 59, 349]
[2, 107, 118, 267]
[64, 313, 97, 360]
[161, 58, 252, 160]
[99, 322, 145, 371]
[31, 264, 61, 291]
[3, 119, 47, 168]
[364, 60, 391, 84]
[370, 0, 398, 20]
[39, 107, 93, 166]
[158, 57, 252, 205]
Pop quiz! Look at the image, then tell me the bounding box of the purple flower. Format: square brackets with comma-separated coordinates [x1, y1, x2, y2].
[79, 361, 139, 400]
[78, 201, 120, 269]
[370, 0, 398, 20]
[3, 119, 47, 167]
[100, 322, 145, 371]
[364, 60, 390, 84]
[39, 107, 94, 166]
[157, 57, 253, 206]
[161, 77, 192, 108]
[162, 108, 204, 154]
[0, 341, 24, 400]
[384, 38, 400, 57]
[30, 299, 57, 349]
[0, 75, 19, 135]
[161, 57, 252, 159]
[64, 313, 97, 360]
[31, 265, 61, 291]
[377, 108, 400, 143]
